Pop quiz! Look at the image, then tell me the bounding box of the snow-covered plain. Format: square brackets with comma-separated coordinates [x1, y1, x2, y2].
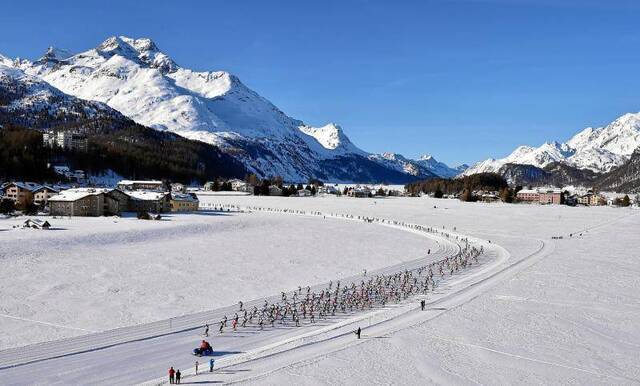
[1, 195, 639, 385]
[183, 196, 640, 385]
[0, 208, 434, 349]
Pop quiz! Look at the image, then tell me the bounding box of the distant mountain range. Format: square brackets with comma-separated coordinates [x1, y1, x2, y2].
[3, 35, 640, 191]
[0, 36, 462, 183]
[459, 112, 640, 190]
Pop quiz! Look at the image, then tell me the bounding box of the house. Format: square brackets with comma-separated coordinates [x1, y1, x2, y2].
[170, 192, 199, 212]
[49, 188, 115, 217]
[2, 182, 42, 209]
[117, 180, 164, 191]
[268, 185, 283, 196]
[126, 190, 171, 213]
[577, 193, 592, 206]
[229, 179, 253, 193]
[297, 189, 312, 197]
[482, 193, 500, 203]
[23, 219, 51, 230]
[106, 189, 131, 214]
[589, 193, 606, 206]
[538, 188, 562, 205]
[347, 187, 371, 198]
[516, 189, 539, 203]
[33, 185, 60, 206]
[577, 192, 605, 206]
[320, 185, 339, 195]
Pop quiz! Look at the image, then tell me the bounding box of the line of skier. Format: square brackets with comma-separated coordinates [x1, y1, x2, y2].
[211, 245, 482, 334]
[202, 203, 485, 334]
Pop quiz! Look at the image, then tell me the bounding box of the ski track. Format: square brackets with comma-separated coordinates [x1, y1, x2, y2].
[0, 205, 489, 385]
[3, 201, 636, 385]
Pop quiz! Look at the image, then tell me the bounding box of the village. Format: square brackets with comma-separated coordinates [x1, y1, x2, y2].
[1, 174, 638, 225]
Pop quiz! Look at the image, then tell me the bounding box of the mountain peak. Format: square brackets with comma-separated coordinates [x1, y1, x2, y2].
[299, 123, 362, 154]
[38, 46, 74, 62]
[96, 35, 177, 73]
[419, 154, 433, 161]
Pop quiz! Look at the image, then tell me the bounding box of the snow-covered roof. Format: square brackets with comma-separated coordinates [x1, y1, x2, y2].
[539, 188, 563, 194]
[49, 188, 111, 202]
[6, 182, 43, 192]
[117, 180, 163, 186]
[171, 193, 198, 202]
[517, 189, 538, 194]
[126, 190, 169, 201]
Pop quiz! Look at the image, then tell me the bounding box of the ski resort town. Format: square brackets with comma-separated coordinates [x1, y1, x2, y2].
[1, 177, 637, 219]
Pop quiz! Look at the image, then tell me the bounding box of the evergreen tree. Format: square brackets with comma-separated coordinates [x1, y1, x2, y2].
[622, 195, 631, 207]
[0, 198, 15, 214]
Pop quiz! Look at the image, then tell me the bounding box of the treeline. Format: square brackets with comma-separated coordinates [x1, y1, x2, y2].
[405, 173, 513, 201]
[0, 123, 247, 183]
[250, 175, 320, 196]
[406, 173, 508, 195]
[0, 125, 59, 181]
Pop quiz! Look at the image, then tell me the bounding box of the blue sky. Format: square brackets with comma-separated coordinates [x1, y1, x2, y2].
[2, 0, 640, 166]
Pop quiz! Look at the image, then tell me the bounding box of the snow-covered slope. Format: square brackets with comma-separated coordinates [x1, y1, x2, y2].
[415, 154, 467, 178]
[0, 63, 122, 126]
[4, 36, 424, 182]
[367, 153, 464, 179]
[461, 112, 640, 177]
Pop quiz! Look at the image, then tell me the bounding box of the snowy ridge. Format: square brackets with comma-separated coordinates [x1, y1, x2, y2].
[461, 112, 640, 177]
[0, 63, 121, 122]
[2, 36, 452, 183]
[368, 152, 465, 178]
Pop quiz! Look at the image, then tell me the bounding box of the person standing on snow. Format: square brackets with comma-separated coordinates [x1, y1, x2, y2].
[168, 367, 176, 384]
[175, 369, 181, 384]
[421, 299, 426, 311]
[195, 360, 199, 375]
[209, 358, 215, 372]
[355, 326, 361, 339]
[204, 324, 209, 337]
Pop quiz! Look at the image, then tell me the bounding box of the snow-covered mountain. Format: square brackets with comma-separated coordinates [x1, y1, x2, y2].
[0, 62, 122, 127]
[1, 36, 445, 183]
[368, 153, 466, 179]
[415, 154, 468, 178]
[461, 112, 640, 178]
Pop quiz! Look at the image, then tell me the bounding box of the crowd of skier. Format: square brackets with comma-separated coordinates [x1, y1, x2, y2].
[199, 204, 484, 336]
[170, 203, 486, 384]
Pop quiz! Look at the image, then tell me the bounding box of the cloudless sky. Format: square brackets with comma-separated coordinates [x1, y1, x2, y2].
[2, 0, 640, 166]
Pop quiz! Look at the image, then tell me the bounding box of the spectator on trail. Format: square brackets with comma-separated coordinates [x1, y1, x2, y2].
[209, 357, 215, 372]
[204, 324, 209, 337]
[421, 299, 426, 311]
[195, 360, 199, 375]
[175, 369, 181, 384]
[355, 326, 361, 339]
[168, 367, 175, 384]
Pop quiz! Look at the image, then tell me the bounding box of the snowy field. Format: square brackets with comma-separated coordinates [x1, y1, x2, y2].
[0, 195, 639, 385]
[0, 209, 435, 349]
